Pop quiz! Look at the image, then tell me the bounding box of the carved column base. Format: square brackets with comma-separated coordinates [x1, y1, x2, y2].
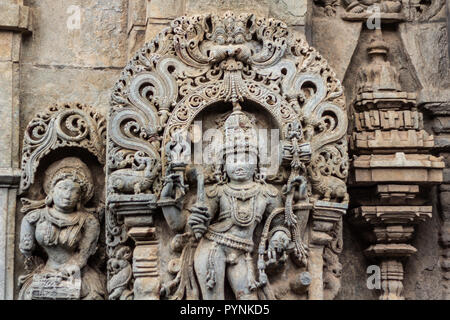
[380, 259, 404, 300]
[365, 244, 416, 300]
[128, 227, 160, 300]
[353, 204, 429, 300]
[109, 194, 160, 300]
[308, 201, 347, 300]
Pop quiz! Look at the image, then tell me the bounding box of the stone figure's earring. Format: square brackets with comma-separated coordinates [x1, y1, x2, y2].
[45, 194, 53, 206]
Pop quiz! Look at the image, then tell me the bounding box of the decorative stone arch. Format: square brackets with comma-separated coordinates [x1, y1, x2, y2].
[106, 11, 348, 300]
[20, 103, 106, 194]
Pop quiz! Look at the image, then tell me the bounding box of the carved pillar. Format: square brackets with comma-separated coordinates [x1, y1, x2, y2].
[308, 201, 346, 300]
[0, 0, 31, 300]
[349, 31, 444, 300]
[128, 227, 160, 300]
[379, 259, 404, 300]
[108, 194, 160, 300]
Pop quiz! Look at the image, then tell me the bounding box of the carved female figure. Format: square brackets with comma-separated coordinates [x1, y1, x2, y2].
[18, 157, 105, 300]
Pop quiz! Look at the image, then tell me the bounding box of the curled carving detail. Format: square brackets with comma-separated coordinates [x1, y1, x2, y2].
[20, 103, 106, 194]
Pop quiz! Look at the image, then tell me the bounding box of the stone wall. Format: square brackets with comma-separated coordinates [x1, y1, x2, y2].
[0, 0, 448, 299]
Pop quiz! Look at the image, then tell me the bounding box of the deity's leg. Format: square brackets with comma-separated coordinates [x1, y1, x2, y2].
[226, 253, 258, 300]
[193, 238, 226, 300]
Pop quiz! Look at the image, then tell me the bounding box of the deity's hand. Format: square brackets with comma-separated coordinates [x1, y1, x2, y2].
[61, 264, 81, 279]
[187, 205, 209, 240]
[161, 173, 187, 199]
[268, 231, 290, 264]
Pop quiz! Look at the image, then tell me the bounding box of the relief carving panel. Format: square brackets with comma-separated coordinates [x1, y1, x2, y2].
[106, 12, 349, 300]
[17, 103, 107, 300]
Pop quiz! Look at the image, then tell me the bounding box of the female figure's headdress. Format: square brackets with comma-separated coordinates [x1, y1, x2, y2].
[43, 157, 94, 205]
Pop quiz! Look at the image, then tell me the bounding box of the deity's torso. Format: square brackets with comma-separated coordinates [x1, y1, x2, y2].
[205, 181, 281, 251]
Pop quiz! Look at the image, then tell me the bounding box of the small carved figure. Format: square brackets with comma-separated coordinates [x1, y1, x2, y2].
[108, 151, 161, 194]
[344, 0, 402, 13]
[18, 157, 106, 300]
[307, 165, 349, 203]
[107, 246, 133, 300]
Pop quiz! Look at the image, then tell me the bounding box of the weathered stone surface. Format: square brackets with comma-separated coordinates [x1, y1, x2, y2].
[107, 11, 348, 300]
[0, 2, 32, 33]
[0, 0, 446, 301]
[310, 18, 361, 81]
[21, 0, 127, 67]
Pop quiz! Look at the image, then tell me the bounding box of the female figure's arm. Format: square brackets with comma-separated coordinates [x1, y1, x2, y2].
[68, 214, 100, 272]
[19, 211, 39, 257]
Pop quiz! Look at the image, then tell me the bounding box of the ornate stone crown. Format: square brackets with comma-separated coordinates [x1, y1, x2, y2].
[222, 106, 258, 157]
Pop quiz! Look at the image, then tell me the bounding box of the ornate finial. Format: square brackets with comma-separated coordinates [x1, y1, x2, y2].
[232, 101, 242, 111]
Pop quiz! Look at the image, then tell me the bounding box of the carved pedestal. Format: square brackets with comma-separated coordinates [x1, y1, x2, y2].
[128, 227, 160, 300]
[109, 195, 160, 300]
[309, 201, 347, 300]
[379, 259, 405, 300]
[353, 205, 430, 299]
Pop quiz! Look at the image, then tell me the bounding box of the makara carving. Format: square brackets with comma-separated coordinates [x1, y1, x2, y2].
[18, 104, 107, 300]
[107, 12, 348, 300]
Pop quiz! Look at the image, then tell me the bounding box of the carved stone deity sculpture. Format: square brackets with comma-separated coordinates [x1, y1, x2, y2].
[159, 104, 309, 300]
[18, 157, 106, 300]
[107, 12, 349, 300]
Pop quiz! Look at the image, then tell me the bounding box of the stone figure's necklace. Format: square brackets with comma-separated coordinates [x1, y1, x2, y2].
[224, 183, 259, 227]
[43, 208, 59, 246]
[229, 195, 255, 227]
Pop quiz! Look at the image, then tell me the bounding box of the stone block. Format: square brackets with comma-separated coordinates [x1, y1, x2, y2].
[353, 153, 444, 184]
[0, 3, 32, 33]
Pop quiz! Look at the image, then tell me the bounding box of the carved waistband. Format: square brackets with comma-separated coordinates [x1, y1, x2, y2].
[205, 230, 254, 253]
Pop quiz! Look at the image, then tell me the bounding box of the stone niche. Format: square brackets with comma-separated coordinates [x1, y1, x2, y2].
[8, 0, 449, 301]
[106, 11, 348, 300]
[16, 103, 107, 300]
